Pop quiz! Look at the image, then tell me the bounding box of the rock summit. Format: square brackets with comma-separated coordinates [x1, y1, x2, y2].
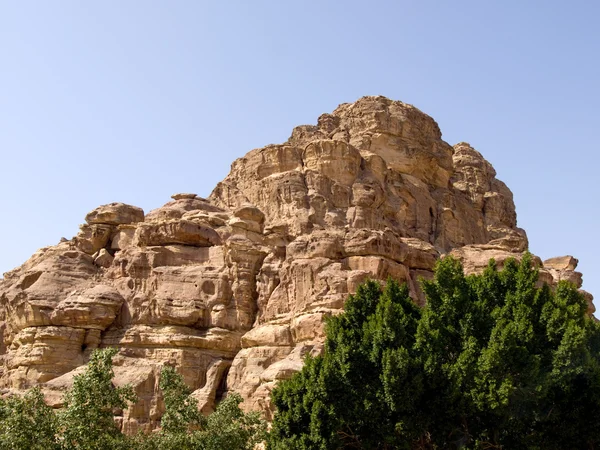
[0, 96, 593, 432]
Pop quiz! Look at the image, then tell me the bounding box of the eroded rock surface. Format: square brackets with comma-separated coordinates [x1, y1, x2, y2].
[0, 96, 593, 429]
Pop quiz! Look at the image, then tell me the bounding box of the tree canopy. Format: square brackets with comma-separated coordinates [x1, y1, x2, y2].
[0, 349, 266, 450]
[137, 366, 267, 450]
[0, 386, 59, 450]
[60, 347, 137, 450]
[268, 254, 600, 449]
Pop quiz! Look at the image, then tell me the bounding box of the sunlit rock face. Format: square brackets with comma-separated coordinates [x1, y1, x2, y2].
[0, 96, 592, 430]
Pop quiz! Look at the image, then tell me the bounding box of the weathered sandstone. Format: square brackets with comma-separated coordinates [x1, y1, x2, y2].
[0, 96, 592, 430]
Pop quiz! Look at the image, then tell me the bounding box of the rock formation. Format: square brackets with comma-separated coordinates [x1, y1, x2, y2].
[0, 96, 593, 431]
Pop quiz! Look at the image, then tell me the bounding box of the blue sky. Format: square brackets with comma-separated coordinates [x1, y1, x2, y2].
[1, 1, 598, 305]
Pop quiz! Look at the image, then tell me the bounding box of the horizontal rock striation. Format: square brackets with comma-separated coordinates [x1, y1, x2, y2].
[0, 96, 593, 430]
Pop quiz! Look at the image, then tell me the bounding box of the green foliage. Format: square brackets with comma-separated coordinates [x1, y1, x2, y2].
[59, 347, 137, 450]
[268, 254, 600, 449]
[137, 367, 267, 450]
[0, 348, 136, 449]
[0, 387, 59, 450]
[196, 392, 267, 450]
[0, 349, 266, 450]
[159, 365, 204, 435]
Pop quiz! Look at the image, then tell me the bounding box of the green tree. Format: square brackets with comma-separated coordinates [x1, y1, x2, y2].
[0, 351, 266, 450]
[268, 254, 600, 449]
[195, 392, 267, 450]
[159, 365, 204, 435]
[133, 365, 205, 450]
[0, 387, 59, 450]
[135, 366, 267, 450]
[59, 347, 136, 450]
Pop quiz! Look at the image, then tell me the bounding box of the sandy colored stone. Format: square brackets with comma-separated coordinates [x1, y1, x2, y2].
[171, 193, 199, 200]
[0, 95, 593, 431]
[85, 203, 144, 226]
[133, 220, 221, 247]
[94, 248, 114, 268]
[50, 285, 124, 330]
[241, 323, 292, 348]
[111, 226, 136, 251]
[144, 197, 224, 223]
[75, 224, 113, 255]
[449, 245, 545, 275]
[4, 326, 86, 387]
[234, 204, 265, 224]
[544, 255, 578, 271]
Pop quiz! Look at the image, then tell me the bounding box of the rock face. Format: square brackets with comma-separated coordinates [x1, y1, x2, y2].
[0, 96, 593, 430]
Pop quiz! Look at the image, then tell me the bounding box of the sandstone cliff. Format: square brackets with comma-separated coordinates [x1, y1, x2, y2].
[0, 96, 593, 432]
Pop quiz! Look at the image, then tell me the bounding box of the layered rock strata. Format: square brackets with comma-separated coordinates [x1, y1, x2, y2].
[0, 96, 593, 430]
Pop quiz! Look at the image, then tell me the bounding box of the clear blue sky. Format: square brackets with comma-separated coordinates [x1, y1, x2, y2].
[1, 1, 598, 305]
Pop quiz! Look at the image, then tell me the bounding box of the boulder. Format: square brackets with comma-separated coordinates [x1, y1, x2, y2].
[85, 203, 144, 225]
[50, 285, 124, 330]
[133, 220, 221, 247]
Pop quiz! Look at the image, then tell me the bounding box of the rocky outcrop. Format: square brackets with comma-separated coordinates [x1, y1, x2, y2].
[0, 96, 593, 430]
